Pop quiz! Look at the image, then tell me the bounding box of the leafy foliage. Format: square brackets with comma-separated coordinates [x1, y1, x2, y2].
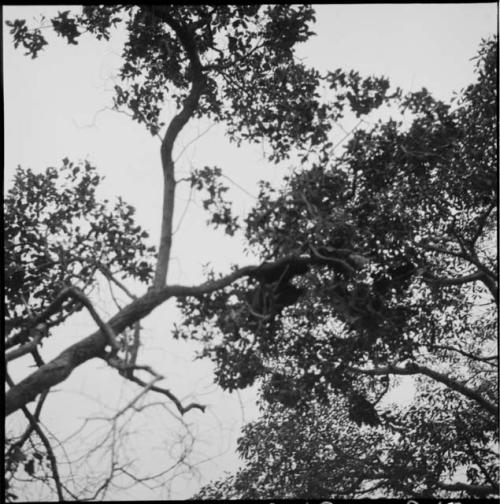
[188, 166, 239, 235]
[196, 376, 498, 499]
[4, 4, 497, 501]
[180, 38, 498, 498]
[177, 36, 497, 405]
[4, 159, 156, 338]
[195, 399, 389, 499]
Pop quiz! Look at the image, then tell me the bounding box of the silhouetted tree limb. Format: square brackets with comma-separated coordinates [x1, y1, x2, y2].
[349, 363, 497, 417]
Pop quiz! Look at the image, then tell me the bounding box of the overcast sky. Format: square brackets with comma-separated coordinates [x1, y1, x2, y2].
[3, 3, 497, 500]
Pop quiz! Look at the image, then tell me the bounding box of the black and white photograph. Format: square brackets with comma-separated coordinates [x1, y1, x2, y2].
[3, 4, 498, 501]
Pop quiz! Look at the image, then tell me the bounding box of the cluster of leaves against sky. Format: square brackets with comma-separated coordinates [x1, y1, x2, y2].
[7, 5, 392, 162]
[4, 4, 498, 500]
[5, 159, 156, 341]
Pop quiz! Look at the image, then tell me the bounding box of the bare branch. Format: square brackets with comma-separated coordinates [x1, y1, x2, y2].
[109, 359, 206, 415]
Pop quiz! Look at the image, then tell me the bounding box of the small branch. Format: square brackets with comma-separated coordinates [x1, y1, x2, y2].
[97, 263, 137, 300]
[309, 244, 355, 273]
[7, 391, 48, 459]
[246, 303, 272, 321]
[431, 344, 498, 366]
[65, 286, 120, 353]
[172, 182, 195, 235]
[109, 359, 205, 415]
[220, 173, 257, 199]
[113, 376, 162, 419]
[7, 286, 119, 352]
[174, 122, 216, 163]
[329, 118, 364, 155]
[5, 324, 47, 362]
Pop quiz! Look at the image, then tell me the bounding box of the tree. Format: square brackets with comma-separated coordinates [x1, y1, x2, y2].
[187, 36, 498, 499]
[4, 4, 497, 501]
[4, 5, 357, 500]
[196, 378, 498, 499]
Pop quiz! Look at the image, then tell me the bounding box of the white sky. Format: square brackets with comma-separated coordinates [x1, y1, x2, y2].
[3, 3, 497, 501]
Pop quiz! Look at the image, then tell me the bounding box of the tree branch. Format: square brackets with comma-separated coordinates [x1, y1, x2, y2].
[97, 263, 138, 300]
[5, 255, 311, 416]
[422, 270, 487, 286]
[6, 285, 120, 352]
[431, 344, 498, 366]
[6, 373, 64, 501]
[115, 363, 206, 416]
[437, 481, 499, 496]
[5, 323, 47, 362]
[148, 6, 206, 289]
[349, 363, 498, 417]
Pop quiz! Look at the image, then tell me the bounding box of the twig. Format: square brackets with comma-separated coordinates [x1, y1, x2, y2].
[174, 123, 216, 163]
[109, 360, 206, 415]
[97, 263, 137, 300]
[113, 376, 162, 420]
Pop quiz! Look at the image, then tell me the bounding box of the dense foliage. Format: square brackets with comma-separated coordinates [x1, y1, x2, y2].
[4, 4, 497, 501]
[186, 37, 498, 498]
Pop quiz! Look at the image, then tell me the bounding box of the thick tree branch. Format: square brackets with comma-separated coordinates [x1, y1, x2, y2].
[437, 481, 499, 496]
[349, 363, 498, 417]
[423, 270, 487, 286]
[5, 255, 311, 416]
[148, 6, 206, 288]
